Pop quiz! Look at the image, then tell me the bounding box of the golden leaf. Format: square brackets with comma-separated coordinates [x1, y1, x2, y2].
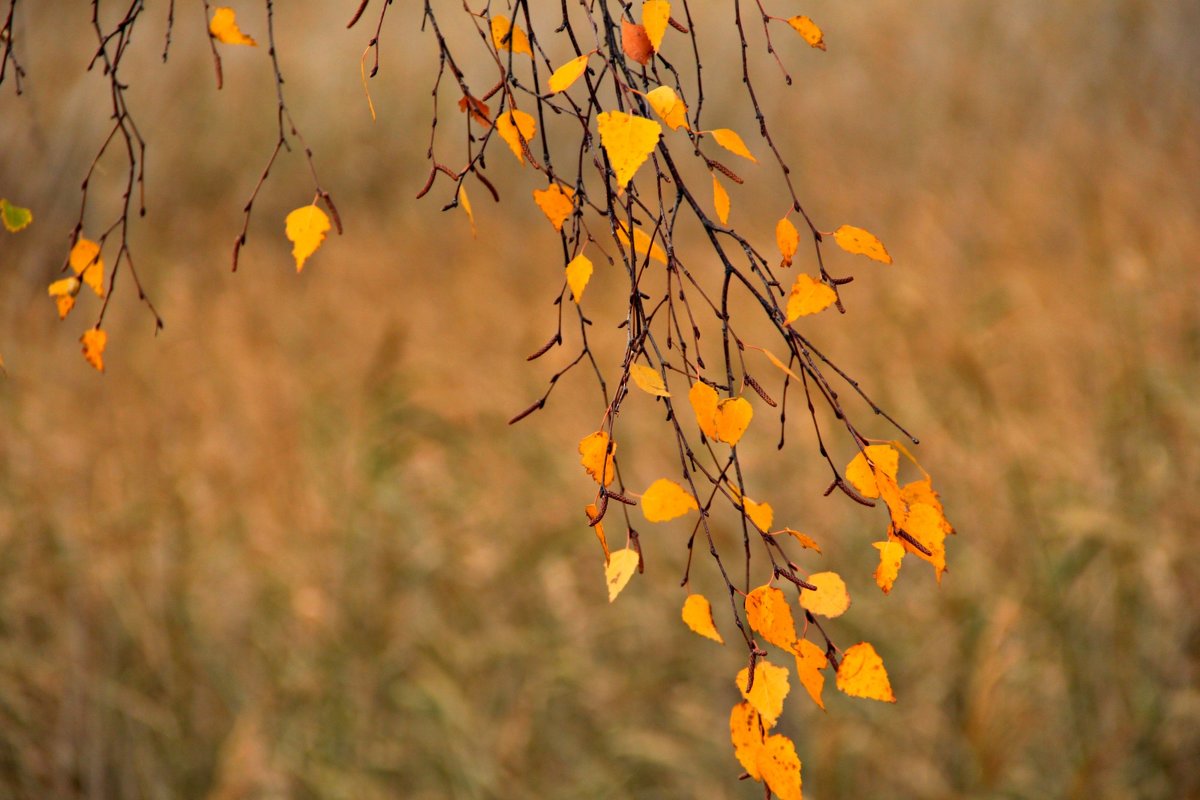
[597, 110, 662, 188]
[80, 328, 107, 373]
[495, 109, 537, 164]
[0, 199, 33, 232]
[899, 502, 948, 580]
[755, 346, 803, 382]
[712, 174, 731, 225]
[565, 254, 593, 304]
[642, 1, 671, 51]
[776, 217, 799, 267]
[745, 585, 797, 652]
[209, 7, 257, 46]
[630, 363, 671, 397]
[873, 540, 905, 594]
[533, 183, 575, 231]
[757, 734, 803, 800]
[645, 85, 689, 131]
[774, 528, 821, 553]
[548, 54, 589, 93]
[458, 185, 475, 237]
[710, 128, 757, 162]
[621, 20, 653, 65]
[844, 444, 900, 499]
[641, 478, 699, 522]
[715, 396, 753, 445]
[689, 381, 720, 439]
[585, 503, 611, 563]
[785, 273, 837, 322]
[743, 498, 773, 533]
[490, 15, 532, 57]
[682, 594, 724, 644]
[69, 238, 105, 297]
[793, 638, 828, 710]
[615, 221, 668, 264]
[578, 431, 616, 487]
[800, 571, 850, 618]
[787, 15, 826, 50]
[47, 277, 81, 320]
[735, 661, 790, 728]
[284, 204, 331, 273]
[730, 701, 765, 780]
[605, 548, 640, 602]
[832, 224, 893, 264]
[836, 641, 896, 703]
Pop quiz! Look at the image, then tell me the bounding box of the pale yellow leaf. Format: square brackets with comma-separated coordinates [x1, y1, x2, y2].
[710, 128, 757, 162]
[800, 571, 850, 618]
[597, 110, 662, 188]
[565, 254, 593, 304]
[641, 478, 699, 522]
[285, 205, 331, 272]
[630, 363, 671, 397]
[605, 548, 641, 602]
[785, 273, 836, 322]
[210, 7, 257, 46]
[682, 594, 724, 643]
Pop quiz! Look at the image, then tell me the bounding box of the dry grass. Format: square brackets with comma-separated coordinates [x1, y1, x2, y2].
[0, 1, 1197, 798]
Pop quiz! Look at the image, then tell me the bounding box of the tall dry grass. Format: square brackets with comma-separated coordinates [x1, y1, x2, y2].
[0, 1, 1197, 797]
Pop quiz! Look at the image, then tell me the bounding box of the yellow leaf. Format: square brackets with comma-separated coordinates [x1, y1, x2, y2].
[745, 585, 797, 652]
[873, 540, 905, 594]
[533, 183, 575, 231]
[844, 444, 900, 499]
[793, 638, 828, 710]
[899, 502, 948, 580]
[712, 174, 731, 225]
[774, 528, 822, 553]
[630, 362, 671, 397]
[786, 273, 837, 322]
[688, 381, 719, 439]
[743, 498, 773, 533]
[642, 0, 671, 51]
[800, 571, 850, 618]
[645, 85, 688, 131]
[495, 109, 537, 164]
[284, 204, 331, 273]
[836, 641, 896, 703]
[80, 328, 107, 373]
[48, 277, 81, 320]
[715, 396, 753, 445]
[605, 548, 640, 602]
[209, 7, 257, 46]
[0, 199, 33, 232]
[735, 661, 790, 728]
[597, 110, 662, 188]
[69, 238, 105, 297]
[682, 594, 724, 644]
[616, 222, 667, 265]
[578, 431, 616, 486]
[565, 254, 593, 304]
[641, 478, 699, 522]
[901, 477, 948, 520]
[548, 54, 589, 93]
[757, 734, 803, 800]
[729, 701, 765, 780]
[621, 20, 653, 65]
[710, 128, 757, 162]
[787, 15, 826, 50]
[776, 217, 799, 267]
[585, 503, 611, 563]
[458, 185, 475, 237]
[756, 346, 803, 382]
[832, 224, 892, 264]
[490, 15, 532, 57]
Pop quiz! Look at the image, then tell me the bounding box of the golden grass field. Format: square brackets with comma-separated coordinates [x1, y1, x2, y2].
[0, 1, 1197, 797]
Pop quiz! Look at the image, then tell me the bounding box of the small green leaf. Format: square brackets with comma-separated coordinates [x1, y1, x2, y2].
[1, 199, 33, 233]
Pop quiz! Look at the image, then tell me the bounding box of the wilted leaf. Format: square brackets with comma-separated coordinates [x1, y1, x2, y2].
[606, 548, 640, 601]
[458, 185, 475, 237]
[80, 328, 107, 373]
[682, 593, 724, 643]
[616, 221, 668, 264]
[210, 7, 257, 46]
[836, 642, 896, 703]
[787, 15, 826, 50]
[565, 254, 593, 304]
[730, 701, 765, 780]
[47, 277, 80, 320]
[873, 540, 905, 594]
[641, 478, 699, 522]
[69, 238, 105, 297]
[710, 128, 757, 162]
[642, 0, 671, 51]
[743, 498, 773, 533]
[776, 217, 799, 267]
[844, 444, 900, 499]
[621, 20, 653, 65]
[285, 204, 331, 272]
[712, 174, 730, 224]
[786, 273, 836, 322]
[736, 661, 790, 728]
[793, 638, 828, 710]
[548, 53, 589, 93]
[774, 528, 821, 553]
[578, 431, 616, 486]
[715, 396, 753, 445]
[689, 380, 719, 439]
[490, 15, 532, 57]
[800, 571, 850, 618]
[757, 734, 803, 800]
[495, 109, 537, 163]
[585, 503, 611, 563]
[832, 224, 892, 264]
[458, 95, 492, 127]
[0, 199, 33, 232]
[533, 183, 575, 231]
[597, 110, 662, 188]
[645, 85, 688, 131]
[630, 363, 671, 397]
[745, 585, 797, 652]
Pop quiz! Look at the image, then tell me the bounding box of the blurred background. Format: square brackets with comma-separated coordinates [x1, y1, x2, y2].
[0, 1, 1197, 798]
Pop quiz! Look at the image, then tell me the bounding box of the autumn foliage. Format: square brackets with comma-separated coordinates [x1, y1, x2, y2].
[0, 2, 954, 796]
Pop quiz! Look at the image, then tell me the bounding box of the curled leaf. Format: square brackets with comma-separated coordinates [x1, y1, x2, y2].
[209, 7, 257, 46]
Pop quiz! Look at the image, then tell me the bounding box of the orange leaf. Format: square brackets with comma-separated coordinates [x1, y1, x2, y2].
[585, 503, 611, 563]
[284, 205, 331, 272]
[548, 53, 589, 93]
[735, 661, 790, 728]
[688, 380, 719, 439]
[458, 185, 475, 237]
[565, 254, 593, 304]
[743, 498, 773, 533]
[597, 110, 662, 188]
[710, 128, 757, 162]
[756, 734, 803, 800]
[80, 328, 107, 373]
[621, 20, 653, 65]
[793, 638, 828, 710]
[730, 701, 766, 780]
[490, 15, 532, 57]
[745, 585, 797, 652]
[786, 273, 836, 322]
[844, 444, 900, 499]
[629, 362, 671, 397]
[69, 238, 105, 297]
[605, 548, 640, 602]
[773, 528, 821, 553]
[873, 540, 905, 594]
[209, 7, 257, 46]
[47, 277, 81, 320]
[682, 593, 724, 643]
[495, 109, 537, 164]
[715, 396, 753, 445]
[578, 431, 616, 486]
[615, 221, 668, 264]
[832, 224, 892, 264]
[800, 571, 850, 618]
[787, 15, 826, 50]
[898, 502, 948, 580]
[458, 95, 492, 127]
[533, 183, 575, 231]
[836, 641, 896, 703]
[642, 0, 671, 51]
[645, 86, 689, 131]
[641, 478, 699, 522]
[712, 174, 730, 225]
[776, 217, 799, 267]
